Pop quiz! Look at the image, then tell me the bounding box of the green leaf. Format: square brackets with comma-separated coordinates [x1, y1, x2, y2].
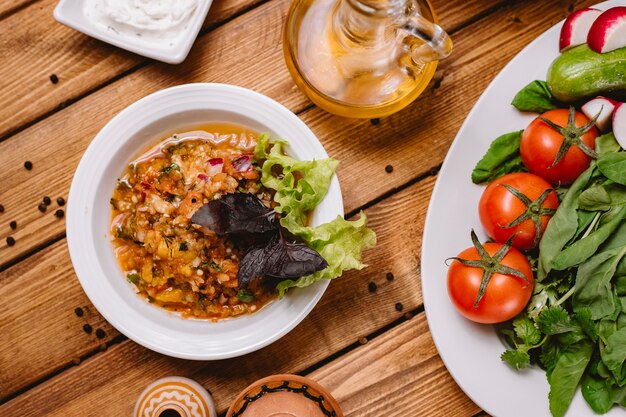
[581, 374, 615, 414]
[471, 130, 525, 184]
[551, 206, 626, 271]
[599, 152, 626, 186]
[513, 316, 541, 345]
[276, 212, 376, 297]
[548, 341, 594, 417]
[537, 306, 578, 335]
[541, 341, 560, 379]
[501, 349, 530, 370]
[601, 327, 626, 386]
[538, 165, 596, 280]
[258, 139, 339, 230]
[596, 133, 621, 156]
[575, 308, 599, 342]
[237, 289, 255, 303]
[580, 183, 626, 211]
[511, 80, 559, 113]
[126, 273, 139, 284]
[573, 246, 626, 320]
[617, 276, 626, 296]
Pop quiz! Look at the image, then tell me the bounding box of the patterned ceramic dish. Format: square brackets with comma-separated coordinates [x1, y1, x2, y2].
[226, 374, 343, 417]
[134, 376, 217, 417]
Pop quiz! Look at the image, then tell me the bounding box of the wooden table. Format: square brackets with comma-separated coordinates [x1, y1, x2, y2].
[0, 0, 598, 415]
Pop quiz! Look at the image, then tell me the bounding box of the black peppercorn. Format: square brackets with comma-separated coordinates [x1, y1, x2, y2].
[370, 118, 380, 125]
[6, 236, 15, 246]
[24, 161, 33, 170]
[50, 74, 59, 84]
[83, 324, 92, 334]
[74, 307, 84, 317]
[385, 165, 394, 173]
[395, 302, 404, 312]
[38, 203, 47, 212]
[43, 196, 51, 205]
[95, 328, 106, 339]
[368, 282, 377, 293]
[57, 197, 66, 206]
[386, 272, 394, 281]
[9, 220, 16, 230]
[55, 209, 64, 218]
[0, 204, 4, 213]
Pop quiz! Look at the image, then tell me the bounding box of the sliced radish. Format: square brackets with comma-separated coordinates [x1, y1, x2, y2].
[613, 103, 626, 149]
[587, 7, 626, 53]
[582, 96, 617, 132]
[560, 8, 603, 52]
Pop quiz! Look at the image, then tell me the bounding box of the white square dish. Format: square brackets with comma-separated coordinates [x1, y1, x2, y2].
[53, 0, 212, 64]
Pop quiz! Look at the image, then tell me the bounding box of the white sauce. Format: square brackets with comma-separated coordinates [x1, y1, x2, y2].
[84, 0, 199, 46]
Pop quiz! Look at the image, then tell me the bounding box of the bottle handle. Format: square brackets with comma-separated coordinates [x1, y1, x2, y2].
[402, 11, 453, 64]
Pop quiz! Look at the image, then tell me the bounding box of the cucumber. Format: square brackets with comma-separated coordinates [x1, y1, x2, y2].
[547, 44, 626, 103]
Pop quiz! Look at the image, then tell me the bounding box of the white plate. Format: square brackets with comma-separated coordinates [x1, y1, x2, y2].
[421, 1, 622, 416]
[53, 0, 211, 64]
[66, 83, 343, 360]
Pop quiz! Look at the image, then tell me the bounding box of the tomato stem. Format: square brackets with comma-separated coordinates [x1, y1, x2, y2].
[448, 230, 530, 308]
[498, 184, 556, 249]
[538, 106, 598, 168]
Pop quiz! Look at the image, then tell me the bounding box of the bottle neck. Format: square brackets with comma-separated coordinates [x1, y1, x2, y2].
[334, 0, 407, 48]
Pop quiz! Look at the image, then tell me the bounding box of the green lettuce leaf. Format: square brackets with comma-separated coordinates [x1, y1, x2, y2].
[256, 135, 376, 295]
[276, 212, 376, 296]
[471, 130, 525, 185]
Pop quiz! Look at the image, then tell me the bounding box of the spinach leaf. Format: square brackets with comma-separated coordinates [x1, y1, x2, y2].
[573, 246, 626, 320]
[599, 152, 626, 186]
[600, 327, 626, 386]
[551, 206, 626, 271]
[579, 183, 626, 212]
[617, 276, 626, 296]
[511, 80, 559, 113]
[596, 133, 621, 156]
[471, 130, 525, 184]
[539, 165, 596, 280]
[548, 341, 593, 417]
[582, 374, 616, 414]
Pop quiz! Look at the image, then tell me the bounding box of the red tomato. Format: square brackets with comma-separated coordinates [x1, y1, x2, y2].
[479, 173, 559, 251]
[447, 241, 533, 324]
[520, 108, 598, 185]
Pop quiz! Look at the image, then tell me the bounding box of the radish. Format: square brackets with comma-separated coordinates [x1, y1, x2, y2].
[559, 8, 602, 52]
[581, 96, 617, 132]
[613, 103, 626, 149]
[587, 7, 626, 53]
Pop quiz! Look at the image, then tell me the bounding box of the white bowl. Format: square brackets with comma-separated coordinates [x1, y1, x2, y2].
[53, 0, 212, 64]
[66, 83, 343, 360]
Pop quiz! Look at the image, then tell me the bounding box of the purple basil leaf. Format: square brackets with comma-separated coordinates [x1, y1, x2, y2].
[238, 234, 328, 288]
[191, 193, 277, 235]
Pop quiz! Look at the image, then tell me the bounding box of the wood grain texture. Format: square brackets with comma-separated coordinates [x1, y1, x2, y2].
[0, 0, 39, 19]
[0, 175, 436, 401]
[0, 0, 266, 140]
[310, 315, 480, 417]
[0, 0, 590, 268]
[0, 0, 500, 141]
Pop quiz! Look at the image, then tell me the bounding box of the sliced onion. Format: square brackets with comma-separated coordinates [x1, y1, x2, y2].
[232, 155, 252, 172]
[207, 158, 224, 175]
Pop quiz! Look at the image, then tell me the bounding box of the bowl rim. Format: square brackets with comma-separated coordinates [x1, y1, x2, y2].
[66, 83, 343, 360]
[225, 374, 344, 417]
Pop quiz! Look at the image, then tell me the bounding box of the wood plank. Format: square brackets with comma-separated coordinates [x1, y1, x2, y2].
[0, 0, 38, 20]
[0, 312, 480, 417]
[0, 174, 436, 400]
[309, 315, 480, 417]
[0, 0, 585, 268]
[0, 0, 499, 141]
[0, 0, 266, 139]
